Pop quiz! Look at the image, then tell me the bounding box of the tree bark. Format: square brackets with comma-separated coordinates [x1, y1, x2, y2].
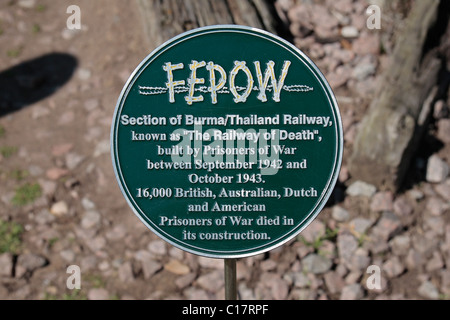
[348, 0, 446, 191]
[135, 0, 278, 50]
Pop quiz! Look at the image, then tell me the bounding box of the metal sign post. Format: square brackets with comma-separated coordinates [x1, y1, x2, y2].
[111, 25, 343, 299]
[224, 259, 237, 300]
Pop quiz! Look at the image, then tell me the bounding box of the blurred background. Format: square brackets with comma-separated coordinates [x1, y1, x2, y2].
[0, 0, 449, 300]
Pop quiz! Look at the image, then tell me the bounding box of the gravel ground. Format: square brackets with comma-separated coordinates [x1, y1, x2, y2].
[0, 0, 449, 300]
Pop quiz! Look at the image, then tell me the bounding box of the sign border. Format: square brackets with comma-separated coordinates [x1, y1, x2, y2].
[111, 25, 344, 259]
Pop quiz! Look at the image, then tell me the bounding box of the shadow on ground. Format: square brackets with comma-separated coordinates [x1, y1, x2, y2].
[0, 53, 78, 117]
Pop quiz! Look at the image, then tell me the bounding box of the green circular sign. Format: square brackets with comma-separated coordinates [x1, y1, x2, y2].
[111, 25, 343, 258]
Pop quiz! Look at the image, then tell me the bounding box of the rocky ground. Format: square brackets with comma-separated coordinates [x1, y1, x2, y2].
[0, 0, 449, 300]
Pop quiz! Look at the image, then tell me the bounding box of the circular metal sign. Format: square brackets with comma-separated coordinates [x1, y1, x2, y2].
[111, 25, 343, 258]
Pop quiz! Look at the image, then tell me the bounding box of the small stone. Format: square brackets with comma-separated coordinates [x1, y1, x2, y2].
[60, 249, 75, 262]
[84, 99, 99, 111]
[290, 288, 315, 300]
[236, 261, 251, 280]
[18, 0, 36, 9]
[31, 106, 50, 119]
[405, 249, 423, 270]
[81, 210, 101, 229]
[426, 155, 449, 183]
[105, 225, 127, 241]
[198, 256, 223, 269]
[312, 5, 339, 40]
[337, 233, 358, 262]
[183, 287, 210, 300]
[196, 270, 224, 292]
[341, 26, 359, 38]
[371, 211, 402, 241]
[383, 256, 404, 278]
[440, 270, 450, 295]
[344, 271, 362, 285]
[418, 281, 439, 300]
[62, 28, 80, 40]
[425, 216, 444, 235]
[435, 182, 450, 201]
[327, 65, 352, 89]
[434, 99, 449, 118]
[349, 218, 374, 234]
[36, 180, 56, 197]
[352, 56, 377, 81]
[260, 259, 277, 271]
[346, 180, 377, 197]
[332, 206, 350, 222]
[339, 165, 350, 183]
[52, 143, 73, 157]
[301, 220, 325, 243]
[16, 254, 47, 277]
[0, 253, 13, 277]
[164, 260, 190, 275]
[269, 277, 289, 300]
[296, 244, 313, 259]
[352, 31, 380, 55]
[86, 236, 106, 252]
[302, 253, 332, 274]
[407, 189, 425, 201]
[58, 111, 75, 125]
[412, 231, 439, 256]
[330, 0, 353, 14]
[65, 153, 85, 170]
[307, 42, 325, 60]
[135, 251, 162, 279]
[175, 273, 196, 289]
[10, 285, 31, 299]
[80, 255, 98, 272]
[94, 140, 110, 157]
[78, 68, 91, 81]
[260, 273, 289, 300]
[0, 285, 8, 297]
[389, 235, 411, 255]
[118, 262, 135, 283]
[34, 209, 55, 225]
[353, 76, 378, 97]
[320, 240, 336, 260]
[81, 197, 96, 210]
[46, 168, 69, 180]
[437, 119, 450, 143]
[238, 283, 256, 300]
[50, 201, 68, 217]
[147, 240, 166, 256]
[445, 225, 450, 251]
[290, 272, 310, 288]
[28, 165, 43, 177]
[348, 248, 371, 272]
[426, 251, 444, 272]
[324, 271, 345, 294]
[370, 191, 393, 212]
[88, 288, 110, 300]
[340, 284, 364, 300]
[393, 199, 413, 220]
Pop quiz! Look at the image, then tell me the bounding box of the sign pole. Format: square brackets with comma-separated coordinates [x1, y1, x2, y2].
[224, 258, 237, 300]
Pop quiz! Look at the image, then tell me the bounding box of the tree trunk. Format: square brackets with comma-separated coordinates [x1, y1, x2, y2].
[348, 0, 447, 192]
[135, 0, 279, 49]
